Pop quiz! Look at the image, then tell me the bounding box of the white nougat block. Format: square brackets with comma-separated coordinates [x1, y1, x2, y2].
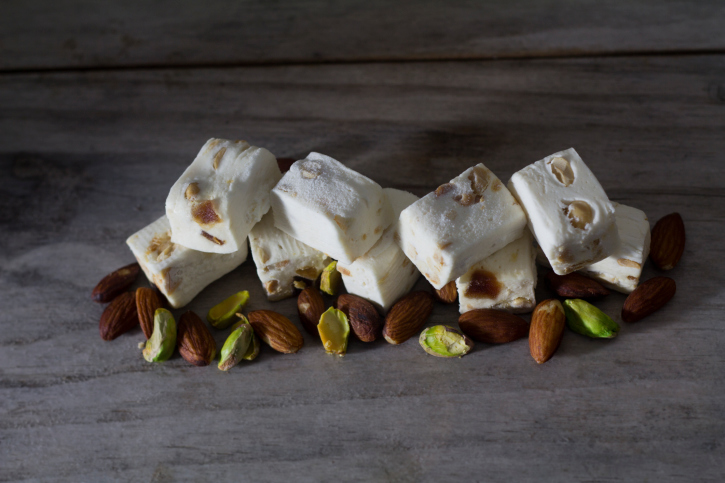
[248, 211, 331, 301]
[337, 188, 421, 313]
[456, 230, 537, 314]
[269, 153, 394, 265]
[508, 148, 619, 275]
[126, 216, 248, 309]
[578, 203, 650, 293]
[166, 138, 281, 254]
[396, 164, 527, 289]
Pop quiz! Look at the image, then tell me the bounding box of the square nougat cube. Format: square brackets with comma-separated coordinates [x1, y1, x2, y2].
[456, 230, 537, 314]
[166, 138, 281, 254]
[508, 148, 619, 275]
[396, 164, 527, 289]
[337, 188, 421, 312]
[126, 215, 248, 308]
[269, 153, 394, 265]
[248, 211, 331, 301]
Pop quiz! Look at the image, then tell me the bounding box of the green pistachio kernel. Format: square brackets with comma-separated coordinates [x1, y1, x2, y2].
[563, 299, 620, 338]
[207, 291, 250, 329]
[419, 325, 474, 358]
[218, 317, 253, 371]
[143, 308, 177, 362]
[320, 261, 342, 296]
[317, 307, 350, 356]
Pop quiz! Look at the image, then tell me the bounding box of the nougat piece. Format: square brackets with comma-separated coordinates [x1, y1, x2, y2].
[396, 164, 527, 289]
[456, 230, 537, 314]
[269, 153, 394, 265]
[248, 211, 331, 301]
[166, 138, 281, 254]
[508, 148, 619, 275]
[578, 203, 650, 293]
[337, 188, 421, 313]
[126, 216, 248, 308]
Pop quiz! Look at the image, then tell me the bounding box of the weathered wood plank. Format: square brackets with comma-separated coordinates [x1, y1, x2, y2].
[1, 56, 724, 481]
[1, 0, 725, 71]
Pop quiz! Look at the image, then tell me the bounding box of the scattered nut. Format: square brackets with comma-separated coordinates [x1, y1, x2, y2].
[142, 308, 177, 362]
[177, 311, 216, 366]
[419, 325, 473, 358]
[649, 213, 685, 270]
[92, 262, 140, 303]
[382, 291, 434, 345]
[545, 271, 609, 299]
[136, 287, 163, 339]
[458, 309, 529, 344]
[320, 261, 342, 296]
[563, 299, 619, 338]
[622, 276, 676, 323]
[529, 299, 566, 364]
[298, 287, 325, 336]
[207, 290, 250, 329]
[99, 292, 139, 341]
[218, 317, 253, 371]
[317, 307, 350, 356]
[248, 310, 304, 354]
[432, 281, 458, 304]
[336, 294, 382, 342]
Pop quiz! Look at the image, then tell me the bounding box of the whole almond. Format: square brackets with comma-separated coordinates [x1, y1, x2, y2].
[382, 291, 434, 345]
[650, 213, 685, 270]
[92, 262, 140, 303]
[99, 292, 139, 341]
[432, 281, 458, 304]
[545, 271, 609, 299]
[136, 287, 162, 339]
[298, 287, 325, 336]
[529, 299, 566, 364]
[622, 276, 676, 322]
[177, 311, 216, 366]
[248, 310, 304, 354]
[335, 294, 381, 342]
[458, 309, 529, 344]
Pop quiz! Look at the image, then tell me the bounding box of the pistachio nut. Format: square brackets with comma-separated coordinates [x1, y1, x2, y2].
[218, 316, 254, 371]
[317, 307, 350, 356]
[242, 331, 261, 361]
[419, 325, 474, 358]
[320, 261, 342, 296]
[143, 308, 177, 362]
[207, 290, 250, 329]
[563, 299, 620, 338]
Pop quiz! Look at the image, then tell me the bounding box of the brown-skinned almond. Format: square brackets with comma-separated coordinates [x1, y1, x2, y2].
[622, 276, 676, 322]
[432, 281, 458, 304]
[177, 311, 216, 366]
[336, 294, 381, 342]
[529, 299, 566, 364]
[650, 213, 685, 270]
[458, 309, 529, 344]
[298, 287, 325, 336]
[92, 262, 140, 303]
[99, 292, 139, 341]
[136, 287, 163, 339]
[545, 271, 609, 299]
[382, 291, 434, 345]
[248, 310, 304, 354]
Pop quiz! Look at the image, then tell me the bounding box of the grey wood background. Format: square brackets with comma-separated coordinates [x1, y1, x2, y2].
[1, 2, 724, 482]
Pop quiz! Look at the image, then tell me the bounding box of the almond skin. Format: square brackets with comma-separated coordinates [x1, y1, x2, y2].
[529, 299, 566, 364]
[432, 281, 458, 304]
[136, 287, 163, 339]
[336, 294, 382, 342]
[99, 292, 139, 341]
[297, 287, 325, 336]
[458, 309, 529, 344]
[382, 291, 434, 345]
[248, 310, 304, 354]
[650, 213, 685, 270]
[622, 276, 676, 322]
[177, 311, 216, 366]
[545, 271, 610, 299]
[92, 262, 140, 303]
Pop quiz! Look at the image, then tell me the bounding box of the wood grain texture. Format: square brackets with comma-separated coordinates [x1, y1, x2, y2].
[2, 0, 725, 71]
[1, 56, 724, 481]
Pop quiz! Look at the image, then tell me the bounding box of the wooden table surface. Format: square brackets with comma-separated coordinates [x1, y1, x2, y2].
[2, 2, 724, 481]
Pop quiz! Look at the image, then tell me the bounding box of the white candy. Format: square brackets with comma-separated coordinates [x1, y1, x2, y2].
[578, 203, 650, 293]
[396, 164, 527, 289]
[269, 153, 394, 265]
[456, 230, 537, 314]
[166, 138, 281, 254]
[337, 188, 421, 312]
[248, 211, 331, 301]
[126, 216, 248, 308]
[508, 148, 618, 275]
